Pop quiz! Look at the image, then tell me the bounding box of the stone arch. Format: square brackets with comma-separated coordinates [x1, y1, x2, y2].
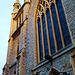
[33, 0, 43, 65]
[34, 0, 51, 64]
[49, 68, 60, 75]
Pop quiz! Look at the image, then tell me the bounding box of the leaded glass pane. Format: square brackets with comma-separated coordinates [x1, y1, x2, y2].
[52, 4, 63, 50]
[46, 9, 56, 54]
[57, 0, 71, 46]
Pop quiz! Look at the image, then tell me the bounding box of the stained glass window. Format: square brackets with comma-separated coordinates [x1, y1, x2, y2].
[57, 0, 71, 46]
[52, 4, 63, 50]
[37, 0, 71, 62]
[46, 9, 56, 54]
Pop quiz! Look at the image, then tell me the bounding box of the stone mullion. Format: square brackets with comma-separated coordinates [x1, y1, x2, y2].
[54, 1, 65, 47]
[40, 15, 45, 59]
[36, 18, 40, 63]
[49, 8, 58, 52]
[21, 14, 23, 24]
[44, 12, 51, 55]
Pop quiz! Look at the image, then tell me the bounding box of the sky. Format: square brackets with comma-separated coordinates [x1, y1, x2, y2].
[0, 0, 23, 74]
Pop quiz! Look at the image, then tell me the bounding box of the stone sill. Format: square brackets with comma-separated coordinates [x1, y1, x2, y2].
[32, 44, 75, 71]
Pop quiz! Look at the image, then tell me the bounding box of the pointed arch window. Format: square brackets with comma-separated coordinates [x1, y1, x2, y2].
[36, 0, 72, 63]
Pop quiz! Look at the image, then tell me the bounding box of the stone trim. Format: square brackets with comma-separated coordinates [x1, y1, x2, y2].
[32, 44, 75, 71]
[52, 44, 75, 59]
[9, 61, 17, 69]
[19, 48, 26, 54]
[11, 22, 24, 39]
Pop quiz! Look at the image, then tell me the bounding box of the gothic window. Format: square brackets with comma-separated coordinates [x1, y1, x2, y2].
[36, 0, 72, 63]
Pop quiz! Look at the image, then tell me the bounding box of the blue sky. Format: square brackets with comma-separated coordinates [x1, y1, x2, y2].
[0, 0, 23, 74]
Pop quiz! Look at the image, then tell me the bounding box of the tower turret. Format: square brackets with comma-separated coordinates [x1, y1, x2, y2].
[9, 0, 21, 38]
[13, 0, 21, 13]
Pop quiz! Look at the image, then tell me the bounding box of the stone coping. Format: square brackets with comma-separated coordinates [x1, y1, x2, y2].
[9, 61, 17, 69]
[32, 44, 75, 71]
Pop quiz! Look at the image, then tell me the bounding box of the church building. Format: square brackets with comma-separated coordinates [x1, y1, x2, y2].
[2, 0, 75, 75]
